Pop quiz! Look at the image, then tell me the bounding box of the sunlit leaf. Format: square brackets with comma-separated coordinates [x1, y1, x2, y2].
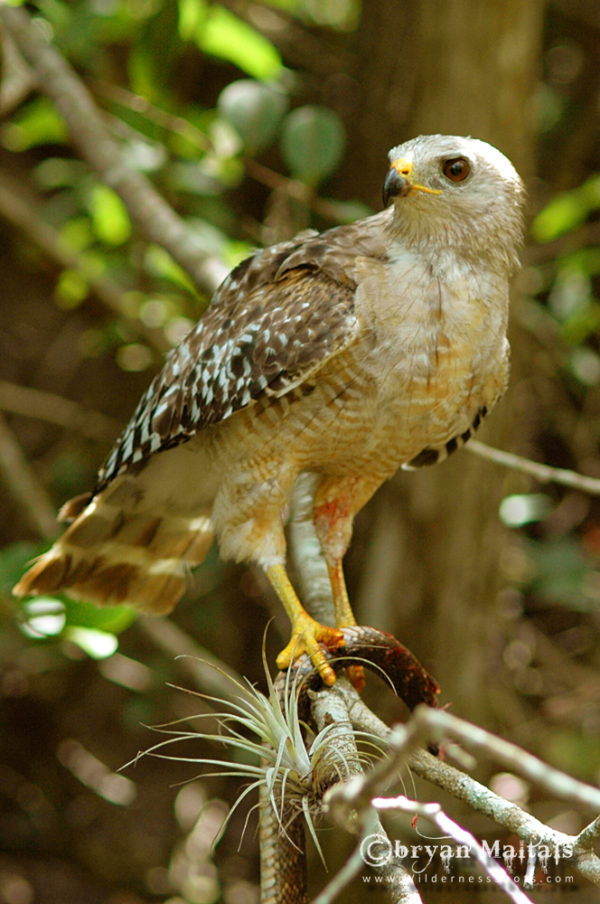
[191, 5, 282, 79]
[55, 269, 89, 309]
[532, 193, 586, 243]
[64, 626, 119, 659]
[57, 218, 95, 253]
[532, 175, 600, 243]
[64, 598, 137, 635]
[89, 185, 132, 246]
[178, 0, 207, 39]
[218, 79, 288, 153]
[1, 97, 68, 151]
[280, 105, 345, 186]
[144, 244, 198, 293]
[21, 599, 66, 639]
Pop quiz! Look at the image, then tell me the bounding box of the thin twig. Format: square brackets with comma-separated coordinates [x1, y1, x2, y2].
[574, 815, 600, 852]
[0, 4, 227, 297]
[0, 380, 121, 442]
[467, 439, 600, 495]
[341, 702, 600, 815]
[245, 158, 353, 222]
[0, 412, 57, 539]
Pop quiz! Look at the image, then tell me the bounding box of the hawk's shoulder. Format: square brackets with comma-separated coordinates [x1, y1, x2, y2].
[96, 218, 389, 490]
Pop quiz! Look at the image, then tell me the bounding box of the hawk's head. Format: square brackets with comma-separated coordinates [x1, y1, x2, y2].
[382, 134, 525, 272]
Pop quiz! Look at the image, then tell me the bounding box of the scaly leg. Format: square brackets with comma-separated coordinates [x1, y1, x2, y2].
[267, 563, 344, 686]
[313, 475, 384, 690]
[327, 557, 365, 690]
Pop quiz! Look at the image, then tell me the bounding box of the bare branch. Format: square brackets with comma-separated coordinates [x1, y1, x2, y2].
[0, 380, 121, 442]
[0, 4, 227, 298]
[311, 682, 424, 904]
[467, 439, 600, 495]
[339, 686, 600, 888]
[0, 170, 154, 333]
[372, 795, 534, 904]
[575, 815, 600, 851]
[0, 412, 57, 539]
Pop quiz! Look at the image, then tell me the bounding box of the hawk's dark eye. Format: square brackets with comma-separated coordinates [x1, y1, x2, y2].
[442, 157, 471, 182]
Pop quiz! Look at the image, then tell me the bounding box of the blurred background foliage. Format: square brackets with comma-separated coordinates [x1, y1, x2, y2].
[0, 1, 599, 902]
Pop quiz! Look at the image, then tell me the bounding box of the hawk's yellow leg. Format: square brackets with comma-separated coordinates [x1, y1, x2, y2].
[267, 563, 344, 686]
[327, 559, 365, 692]
[327, 559, 356, 628]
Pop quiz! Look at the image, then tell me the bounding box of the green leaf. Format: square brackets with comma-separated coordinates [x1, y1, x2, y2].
[190, 5, 282, 80]
[531, 192, 587, 243]
[21, 599, 66, 639]
[280, 105, 345, 186]
[63, 598, 137, 635]
[178, 0, 207, 39]
[88, 185, 132, 246]
[218, 79, 288, 153]
[55, 269, 89, 309]
[1, 97, 68, 151]
[532, 174, 600, 243]
[524, 537, 599, 612]
[128, 1, 182, 100]
[144, 244, 197, 293]
[64, 626, 119, 659]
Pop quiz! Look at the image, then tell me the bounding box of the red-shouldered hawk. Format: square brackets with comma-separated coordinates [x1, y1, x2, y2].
[15, 135, 525, 685]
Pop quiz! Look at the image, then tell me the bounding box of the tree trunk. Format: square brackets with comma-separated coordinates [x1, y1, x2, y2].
[346, 0, 545, 723]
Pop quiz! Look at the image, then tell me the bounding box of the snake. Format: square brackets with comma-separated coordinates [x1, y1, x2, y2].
[259, 625, 440, 903]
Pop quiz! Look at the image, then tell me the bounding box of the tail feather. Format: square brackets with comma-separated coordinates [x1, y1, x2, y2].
[14, 485, 215, 614]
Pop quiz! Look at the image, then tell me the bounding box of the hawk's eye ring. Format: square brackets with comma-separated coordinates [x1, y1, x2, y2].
[442, 157, 471, 182]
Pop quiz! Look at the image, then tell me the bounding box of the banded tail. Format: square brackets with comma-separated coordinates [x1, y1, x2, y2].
[13, 475, 215, 614]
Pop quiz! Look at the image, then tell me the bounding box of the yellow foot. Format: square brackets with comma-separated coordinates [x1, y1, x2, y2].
[276, 612, 345, 686]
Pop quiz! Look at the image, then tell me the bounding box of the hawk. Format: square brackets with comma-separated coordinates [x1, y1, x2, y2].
[15, 135, 525, 686]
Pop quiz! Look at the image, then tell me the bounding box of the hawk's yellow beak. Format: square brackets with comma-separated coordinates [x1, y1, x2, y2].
[382, 158, 443, 207]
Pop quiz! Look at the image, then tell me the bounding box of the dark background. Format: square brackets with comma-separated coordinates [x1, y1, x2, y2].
[1, 1, 599, 901]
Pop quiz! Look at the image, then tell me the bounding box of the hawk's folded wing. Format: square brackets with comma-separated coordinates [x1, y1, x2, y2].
[95, 221, 381, 491]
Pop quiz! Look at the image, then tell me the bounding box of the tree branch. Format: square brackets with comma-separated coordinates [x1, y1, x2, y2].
[0, 380, 121, 442]
[0, 412, 57, 539]
[0, 170, 168, 352]
[339, 685, 600, 888]
[0, 4, 227, 298]
[467, 438, 600, 495]
[310, 682, 424, 904]
[372, 795, 533, 904]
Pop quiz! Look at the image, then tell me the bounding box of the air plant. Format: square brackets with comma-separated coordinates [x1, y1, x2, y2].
[128, 647, 388, 860]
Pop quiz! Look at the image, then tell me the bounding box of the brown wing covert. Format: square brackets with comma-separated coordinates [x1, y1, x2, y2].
[96, 234, 360, 491]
